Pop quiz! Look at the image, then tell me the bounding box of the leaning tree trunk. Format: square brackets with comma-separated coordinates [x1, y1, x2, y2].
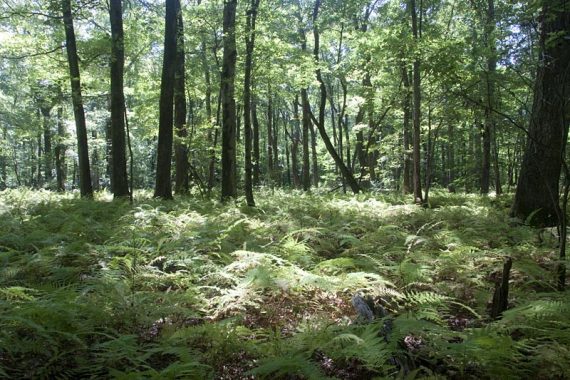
[174, 0, 189, 195]
[312, 0, 360, 194]
[511, 1, 570, 227]
[109, 0, 130, 198]
[154, 0, 177, 199]
[220, 0, 238, 200]
[62, 0, 92, 197]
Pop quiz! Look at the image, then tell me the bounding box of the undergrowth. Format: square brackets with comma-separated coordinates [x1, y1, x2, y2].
[0, 188, 567, 379]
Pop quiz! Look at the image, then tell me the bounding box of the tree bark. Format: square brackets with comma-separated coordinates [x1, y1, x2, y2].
[109, 0, 130, 198]
[402, 66, 412, 194]
[291, 96, 301, 188]
[243, 0, 260, 206]
[267, 94, 275, 184]
[252, 98, 261, 185]
[40, 107, 53, 184]
[62, 0, 92, 197]
[410, 0, 423, 204]
[0, 125, 7, 189]
[220, 0, 238, 200]
[511, 2, 570, 227]
[174, 0, 189, 194]
[309, 121, 318, 187]
[154, 0, 177, 199]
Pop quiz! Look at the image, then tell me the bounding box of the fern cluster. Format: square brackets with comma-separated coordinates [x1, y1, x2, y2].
[0, 188, 567, 378]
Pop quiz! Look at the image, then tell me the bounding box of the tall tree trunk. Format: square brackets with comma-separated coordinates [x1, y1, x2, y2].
[291, 96, 301, 188]
[154, 0, 177, 199]
[511, 1, 570, 227]
[62, 0, 92, 197]
[345, 114, 351, 172]
[402, 66, 412, 194]
[40, 107, 53, 184]
[480, 0, 501, 195]
[36, 131, 42, 187]
[447, 123, 455, 192]
[109, 0, 130, 198]
[410, 0, 423, 204]
[55, 106, 66, 192]
[309, 122, 318, 187]
[284, 119, 292, 187]
[267, 95, 274, 184]
[312, 0, 360, 194]
[243, 0, 260, 206]
[301, 88, 311, 191]
[220, 0, 238, 200]
[252, 98, 261, 185]
[0, 125, 7, 189]
[273, 106, 281, 186]
[174, 0, 189, 194]
[91, 130, 100, 191]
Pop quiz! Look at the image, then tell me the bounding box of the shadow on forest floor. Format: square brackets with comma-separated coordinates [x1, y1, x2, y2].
[0, 188, 567, 379]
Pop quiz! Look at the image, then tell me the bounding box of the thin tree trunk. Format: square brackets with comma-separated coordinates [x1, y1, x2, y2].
[62, 0, 92, 197]
[220, 0, 238, 200]
[301, 88, 311, 191]
[267, 94, 274, 184]
[410, 0, 423, 204]
[0, 125, 7, 189]
[252, 98, 261, 185]
[174, 0, 189, 194]
[309, 122, 318, 187]
[402, 66, 412, 194]
[291, 96, 301, 188]
[243, 0, 260, 206]
[312, 0, 360, 194]
[447, 123, 455, 192]
[273, 106, 281, 186]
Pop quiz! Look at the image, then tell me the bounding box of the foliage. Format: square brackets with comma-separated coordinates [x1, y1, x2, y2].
[0, 189, 567, 378]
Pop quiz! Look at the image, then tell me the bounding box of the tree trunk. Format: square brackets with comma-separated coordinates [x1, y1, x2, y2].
[62, 0, 92, 197]
[174, 0, 189, 195]
[40, 107, 53, 184]
[273, 107, 281, 186]
[0, 125, 7, 189]
[447, 123, 455, 192]
[267, 95, 274, 184]
[109, 0, 130, 198]
[243, 0, 260, 206]
[511, 2, 570, 227]
[410, 0, 423, 204]
[154, 0, 177, 199]
[291, 96, 301, 188]
[401, 66, 412, 194]
[481, 121, 491, 194]
[312, 0, 360, 194]
[252, 98, 261, 185]
[54, 106, 66, 192]
[309, 122, 318, 187]
[301, 88, 311, 191]
[220, 0, 238, 200]
[91, 130, 100, 191]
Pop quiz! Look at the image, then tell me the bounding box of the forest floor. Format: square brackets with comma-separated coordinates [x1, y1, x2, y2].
[0, 188, 569, 379]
